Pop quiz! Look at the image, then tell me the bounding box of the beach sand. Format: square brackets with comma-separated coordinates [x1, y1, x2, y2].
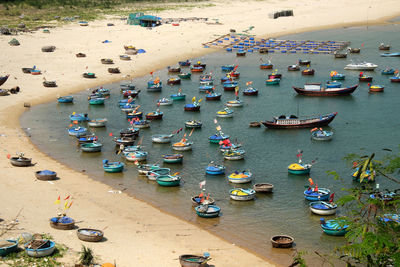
[0, 0, 399, 266]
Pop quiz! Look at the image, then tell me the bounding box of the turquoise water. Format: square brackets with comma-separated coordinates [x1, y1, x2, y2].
[21, 24, 400, 265]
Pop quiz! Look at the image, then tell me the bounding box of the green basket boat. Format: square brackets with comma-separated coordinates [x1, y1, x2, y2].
[89, 98, 105, 105]
[102, 160, 124, 173]
[156, 175, 181, 187]
[171, 93, 186, 101]
[195, 205, 221, 218]
[178, 72, 191, 79]
[0, 240, 18, 256]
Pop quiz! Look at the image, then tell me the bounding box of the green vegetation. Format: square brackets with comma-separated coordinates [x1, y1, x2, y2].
[79, 245, 95, 266]
[0, 0, 214, 29]
[292, 148, 400, 266]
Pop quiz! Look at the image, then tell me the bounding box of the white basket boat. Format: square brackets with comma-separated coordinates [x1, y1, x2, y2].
[229, 188, 256, 201]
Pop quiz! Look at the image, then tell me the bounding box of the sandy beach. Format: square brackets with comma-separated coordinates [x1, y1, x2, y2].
[1, 0, 400, 266]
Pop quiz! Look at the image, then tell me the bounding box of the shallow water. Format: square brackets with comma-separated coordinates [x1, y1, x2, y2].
[21, 24, 400, 265]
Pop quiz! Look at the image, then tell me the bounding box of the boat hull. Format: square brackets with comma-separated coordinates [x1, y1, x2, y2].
[195, 205, 220, 218]
[0, 240, 18, 256]
[25, 240, 55, 257]
[288, 169, 310, 175]
[309, 201, 337, 215]
[262, 113, 337, 129]
[292, 85, 358, 96]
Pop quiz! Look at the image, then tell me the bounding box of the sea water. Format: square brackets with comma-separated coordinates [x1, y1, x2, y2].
[21, 24, 400, 265]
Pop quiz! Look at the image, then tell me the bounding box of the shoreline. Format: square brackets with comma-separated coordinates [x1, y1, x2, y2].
[2, 1, 400, 265]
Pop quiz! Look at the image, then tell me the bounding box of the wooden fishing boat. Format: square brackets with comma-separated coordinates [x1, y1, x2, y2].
[191, 195, 215, 206]
[178, 72, 191, 79]
[271, 235, 294, 248]
[184, 103, 201, 111]
[199, 74, 213, 83]
[76, 53, 86, 58]
[24, 240, 55, 257]
[120, 103, 137, 112]
[330, 73, 345, 80]
[228, 171, 252, 183]
[208, 133, 230, 143]
[195, 205, 220, 218]
[152, 134, 173, 143]
[96, 88, 110, 96]
[76, 134, 98, 144]
[103, 160, 124, 173]
[190, 66, 204, 73]
[223, 83, 237, 91]
[145, 111, 163, 120]
[88, 118, 107, 127]
[229, 188, 256, 201]
[172, 140, 193, 151]
[226, 99, 243, 107]
[147, 81, 162, 91]
[205, 162, 225, 175]
[77, 228, 104, 242]
[68, 127, 87, 136]
[287, 64, 300, 71]
[101, 58, 113, 64]
[390, 75, 400, 82]
[309, 201, 337, 215]
[262, 112, 337, 129]
[83, 72, 96, 78]
[126, 111, 143, 120]
[236, 49, 246, 56]
[156, 175, 181, 187]
[132, 119, 150, 128]
[260, 62, 273, 69]
[167, 77, 181, 85]
[253, 183, 274, 193]
[108, 67, 120, 74]
[348, 47, 360, 53]
[171, 92, 186, 101]
[229, 71, 240, 78]
[293, 84, 358, 96]
[137, 164, 160, 175]
[162, 154, 183, 163]
[268, 73, 282, 79]
[157, 98, 173, 106]
[311, 128, 333, 141]
[35, 170, 57, 181]
[205, 91, 222, 100]
[81, 142, 102, 152]
[333, 52, 347, 58]
[216, 107, 234, 118]
[302, 68, 315, 75]
[120, 83, 136, 91]
[147, 168, 171, 180]
[265, 78, 280, 85]
[43, 80, 57, 87]
[114, 137, 135, 146]
[359, 74, 373, 82]
[243, 87, 258, 96]
[369, 85, 384, 93]
[178, 60, 191, 67]
[57, 96, 74, 103]
[344, 62, 378, 70]
[379, 43, 390, 50]
[50, 216, 75, 230]
[381, 68, 395, 75]
[88, 97, 105, 105]
[167, 66, 181, 73]
[380, 52, 400, 57]
[320, 218, 348, 236]
[221, 65, 235, 72]
[22, 67, 33, 74]
[31, 69, 41, 75]
[0, 240, 18, 256]
[185, 120, 202, 128]
[41, 45, 56, 52]
[123, 90, 140, 98]
[304, 188, 330, 201]
[119, 55, 131, 60]
[199, 85, 213, 92]
[298, 59, 311, 66]
[288, 162, 311, 175]
[249, 121, 261, 127]
[123, 150, 148, 162]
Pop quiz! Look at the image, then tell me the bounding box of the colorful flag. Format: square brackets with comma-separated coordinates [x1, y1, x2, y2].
[361, 43, 364, 47]
[199, 180, 206, 188]
[216, 125, 221, 131]
[64, 195, 70, 200]
[64, 201, 69, 209]
[6, 154, 10, 159]
[68, 201, 73, 209]
[214, 118, 217, 124]
[189, 128, 194, 137]
[54, 196, 60, 204]
[308, 178, 314, 185]
[192, 96, 196, 102]
[150, 71, 154, 75]
[109, 132, 113, 137]
[233, 65, 238, 71]
[329, 193, 335, 202]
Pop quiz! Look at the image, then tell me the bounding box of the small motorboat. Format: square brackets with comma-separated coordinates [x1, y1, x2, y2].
[253, 183, 274, 193]
[68, 127, 87, 136]
[330, 71, 345, 80]
[236, 49, 246, 56]
[102, 160, 124, 173]
[320, 218, 348, 236]
[229, 188, 256, 201]
[147, 81, 162, 92]
[137, 164, 160, 175]
[381, 68, 395, 75]
[288, 64, 300, 71]
[325, 81, 342, 88]
[172, 139, 193, 151]
[145, 110, 163, 120]
[123, 150, 148, 162]
[185, 120, 202, 128]
[221, 64, 235, 72]
[167, 77, 181, 85]
[82, 72, 95, 78]
[157, 98, 173, 106]
[24, 239, 55, 257]
[114, 137, 135, 146]
[369, 84, 384, 93]
[268, 73, 282, 79]
[152, 134, 173, 143]
[122, 89, 140, 98]
[309, 201, 337, 215]
[302, 68, 315, 75]
[199, 84, 213, 92]
[120, 55, 131, 60]
[147, 168, 171, 180]
[69, 113, 89, 122]
[178, 60, 191, 67]
[216, 107, 234, 118]
[347, 47, 360, 53]
[228, 171, 252, 183]
[81, 142, 102, 152]
[390, 74, 400, 82]
[167, 66, 181, 73]
[333, 52, 347, 58]
[0, 239, 18, 256]
[120, 83, 135, 91]
[344, 62, 378, 70]
[265, 78, 280, 85]
[88, 97, 105, 106]
[205, 91, 222, 101]
[223, 83, 237, 91]
[178, 72, 191, 79]
[304, 187, 331, 201]
[208, 133, 230, 143]
[219, 140, 241, 152]
[35, 170, 57, 181]
[381, 52, 400, 57]
[205, 162, 225, 175]
[311, 128, 333, 141]
[359, 73, 373, 82]
[243, 87, 258, 96]
[226, 99, 244, 107]
[370, 191, 399, 204]
[57, 96, 74, 103]
[120, 127, 139, 138]
[270, 235, 294, 248]
[162, 154, 183, 164]
[195, 204, 221, 218]
[190, 66, 204, 73]
[156, 175, 181, 187]
[378, 43, 390, 50]
[76, 134, 98, 144]
[170, 92, 186, 101]
[260, 62, 273, 69]
[132, 119, 150, 128]
[184, 103, 201, 111]
[77, 228, 104, 242]
[224, 149, 245, 160]
[298, 59, 311, 66]
[88, 118, 107, 127]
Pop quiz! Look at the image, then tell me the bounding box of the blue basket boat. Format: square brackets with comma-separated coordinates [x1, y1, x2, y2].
[320, 218, 348, 236]
[81, 142, 102, 152]
[88, 97, 105, 105]
[178, 60, 191, 66]
[0, 240, 18, 256]
[69, 113, 89, 122]
[162, 154, 183, 164]
[288, 162, 311, 175]
[68, 127, 87, 136]
[199, 85, 213, 92]
[25, 240, 55, 257]
[325, 81, 342, 88]
[205, 162, 225, 175]
[156, 175, 181, 187]
[311, 129, 333, 141]
[221, 65, 235, 72]
[102, 160, 124, 173]
[195, 204, 221, 218]
[208, 133, 230, 143]
[309, 201, 337, 215]
[57, 96, 74, 103]
[381, 68, 395, 75]
[304, 188, 330, 201]
[146, 168, 171, 180]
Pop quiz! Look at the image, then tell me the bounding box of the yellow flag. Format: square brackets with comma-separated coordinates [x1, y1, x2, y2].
[198, 98, 203, 103]
[192, 96, 196, 102]
[64, 201, 69, 209]
[216, 125, 221, 131]
[72, 112, 76, 115]
[54, 196, 60, 205]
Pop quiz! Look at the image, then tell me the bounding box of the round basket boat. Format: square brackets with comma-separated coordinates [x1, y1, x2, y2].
[50, 217, 75, 230]
[271, 235, 294, 248]
[83, 72, 96, 79]
[108, 67, 120, 74]
[76, 53, 86, 58]
[41, 45, 56, 52]
[10, 156, 32, 167]
[35, 170, 57, 181]
[43, 81, 57, 87]
[22, 67, 33, 74]
[253, 183, 274, 193]
[101, 58, 114, 64]
[77, 228, 104, 242]
[179, 254, 210, 267]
